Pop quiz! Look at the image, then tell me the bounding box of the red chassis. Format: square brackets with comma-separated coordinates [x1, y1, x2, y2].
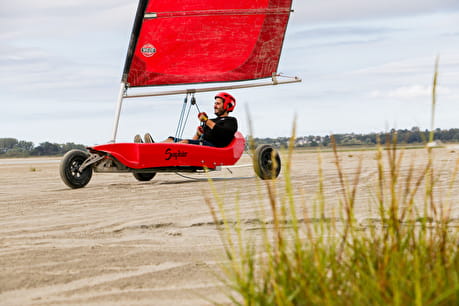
[89, 132, 245, 171]
[59, 132, 248, 188]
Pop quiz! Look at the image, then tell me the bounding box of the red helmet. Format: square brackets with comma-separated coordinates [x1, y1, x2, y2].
[215, 92, 236, 112]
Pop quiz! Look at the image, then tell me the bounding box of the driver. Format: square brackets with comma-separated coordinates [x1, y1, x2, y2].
[135, 92, 238, 147]
[171, 92, 238, 147]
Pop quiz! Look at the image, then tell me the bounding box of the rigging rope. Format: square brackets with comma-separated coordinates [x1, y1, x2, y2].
[174, 93, 202, 141]
[174, 94, 188, 141]
[178, 93, 194, 139]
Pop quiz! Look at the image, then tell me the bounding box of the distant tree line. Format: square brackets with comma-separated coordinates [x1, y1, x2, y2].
[2, 126, 459, 157]
[252, 127, 459, 148]
[0, 138, 86, 158]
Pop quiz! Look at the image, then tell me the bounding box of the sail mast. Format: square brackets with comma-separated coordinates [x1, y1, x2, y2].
[121, 0, 149, 83]
[111, 0, 149, 142]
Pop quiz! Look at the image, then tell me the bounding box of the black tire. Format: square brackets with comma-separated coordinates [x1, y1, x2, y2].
[253, 145, 281, 180]
[60, 149, 93, 189]
[133, 172, 156, 181]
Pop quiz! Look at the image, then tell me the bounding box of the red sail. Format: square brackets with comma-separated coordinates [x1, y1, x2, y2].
[124, 0, 293, 87]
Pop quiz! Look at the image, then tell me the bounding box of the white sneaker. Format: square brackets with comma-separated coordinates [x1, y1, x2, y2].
[144, 133, 155, 143]
[134, 134, 143, 143]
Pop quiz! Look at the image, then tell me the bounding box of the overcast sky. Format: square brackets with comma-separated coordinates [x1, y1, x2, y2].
[1, 1, 459, 145]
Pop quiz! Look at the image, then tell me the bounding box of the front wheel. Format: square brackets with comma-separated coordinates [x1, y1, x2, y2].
[253, 145, 281, 180]
[60, 149, 93, 189]
[133, 172, 156, 181]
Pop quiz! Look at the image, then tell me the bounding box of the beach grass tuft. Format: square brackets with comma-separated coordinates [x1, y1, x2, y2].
[206, 59, 459, 305]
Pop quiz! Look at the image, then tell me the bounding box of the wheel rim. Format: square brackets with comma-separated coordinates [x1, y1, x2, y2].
[69, 157, 85, 179]
[65, 155, 91, 185]
[260, 149, 274, 172]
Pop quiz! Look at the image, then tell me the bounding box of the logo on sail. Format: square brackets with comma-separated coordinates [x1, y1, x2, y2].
[140, 43, 156, 57]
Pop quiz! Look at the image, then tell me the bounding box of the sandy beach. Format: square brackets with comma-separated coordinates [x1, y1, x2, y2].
[1, 148, 459, 305]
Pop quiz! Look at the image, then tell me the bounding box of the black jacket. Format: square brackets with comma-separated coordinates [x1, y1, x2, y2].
[203, 116, 238, 147]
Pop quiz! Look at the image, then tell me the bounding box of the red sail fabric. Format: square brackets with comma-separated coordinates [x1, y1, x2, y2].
[125, 0, 293, 87]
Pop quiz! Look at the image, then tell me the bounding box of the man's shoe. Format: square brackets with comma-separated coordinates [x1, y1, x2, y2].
[134, 134, 143, 143]
[144, 133, 155, 143]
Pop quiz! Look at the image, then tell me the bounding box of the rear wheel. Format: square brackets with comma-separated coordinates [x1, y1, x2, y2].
[133, 172, 156, 181]
[60, 149, 93, 188]
[253, 145, 281, 180]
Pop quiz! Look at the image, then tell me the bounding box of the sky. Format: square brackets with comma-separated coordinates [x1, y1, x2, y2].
[1, 1, 459, 146]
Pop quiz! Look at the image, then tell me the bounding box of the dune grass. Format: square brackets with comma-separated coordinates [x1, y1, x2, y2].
[205, 60, 459, 305]
[206, 134, 459, 305]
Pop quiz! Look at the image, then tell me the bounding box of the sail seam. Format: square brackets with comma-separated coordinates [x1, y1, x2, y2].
[144, 8, 291, 19]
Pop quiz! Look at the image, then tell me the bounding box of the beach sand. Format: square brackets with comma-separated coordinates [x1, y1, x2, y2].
[1, 148, 458, 305]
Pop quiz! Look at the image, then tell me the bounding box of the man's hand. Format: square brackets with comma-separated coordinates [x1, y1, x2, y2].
[196, 126, 204, 136]
[198, 112, 208, 122]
